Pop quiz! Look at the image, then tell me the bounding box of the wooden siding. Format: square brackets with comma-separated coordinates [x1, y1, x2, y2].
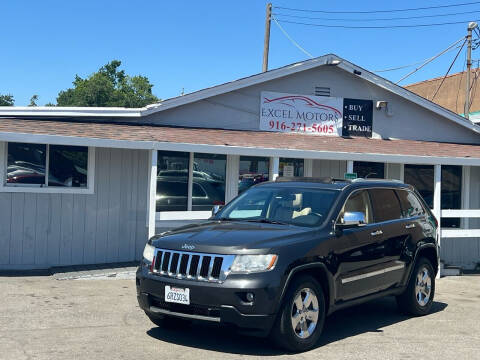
[0, 146, 149, 269]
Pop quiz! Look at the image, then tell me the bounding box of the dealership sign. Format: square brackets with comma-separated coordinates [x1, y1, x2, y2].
[259, 91, 372, 137]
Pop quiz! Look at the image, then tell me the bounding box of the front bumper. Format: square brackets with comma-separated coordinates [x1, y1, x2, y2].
[136, 264, 282, 336]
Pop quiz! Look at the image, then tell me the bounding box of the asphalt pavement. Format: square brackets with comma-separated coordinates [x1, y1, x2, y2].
[0, 273, 479, 360]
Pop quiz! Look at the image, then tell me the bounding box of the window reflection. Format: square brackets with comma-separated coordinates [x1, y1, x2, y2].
[156, 151, 190, 211]
[404, 165, 434, 209]
[279, 158, 304, 177]
[7, 143, 47, 185]
[239, 156, 269, 194]
[441, 165, 462, 228]
[193, 153, 226, 211]
[48, 145, 88, 187]
[404, 164, 462, 228]
[353, 161, 385, 179]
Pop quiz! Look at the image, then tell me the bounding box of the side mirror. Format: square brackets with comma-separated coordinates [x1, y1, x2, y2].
[211, 205, 223, 217]
[337, 211, 366, 229]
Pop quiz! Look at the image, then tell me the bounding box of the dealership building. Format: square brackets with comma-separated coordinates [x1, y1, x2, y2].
[0, 54, 479, 271]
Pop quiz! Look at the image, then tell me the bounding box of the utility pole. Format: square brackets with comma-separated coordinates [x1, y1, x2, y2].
[465, 22, 478, 119]
[262, 3, 272, 72]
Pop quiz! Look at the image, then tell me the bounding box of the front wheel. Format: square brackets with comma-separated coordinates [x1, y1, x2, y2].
[270, 275, 326, 352]
[396, 257, 435, 316]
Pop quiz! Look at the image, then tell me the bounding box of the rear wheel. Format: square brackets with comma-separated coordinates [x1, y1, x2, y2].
[396, 257, 435, 316]
[270, 275, 326, 352]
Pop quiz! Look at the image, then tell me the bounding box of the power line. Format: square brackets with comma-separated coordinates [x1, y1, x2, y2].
[272, 10, 480, 22]
[431, 39, 467, 100]
[374, 44, 463, 72]
[274, 1, 480, 14]
[396, 37, 466, 84]
[271, 15, 314, 59]
[275, 19, 480, 29]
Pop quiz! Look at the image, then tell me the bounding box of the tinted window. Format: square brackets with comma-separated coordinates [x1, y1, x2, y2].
[369, 189, 402, 222]
[239, 156, 269, 194]
[192, 183, 207, 197]
[279, 158, 304, 177]
[404, 165, 434, 208]
[157, 181, 188, 197]
[353, 161, 385, 179]
[48, 145, 88, 187]
[157, 151, 189, 211]
[396, 190, 425, 218]
[7, 143, 46, 185]
[441, 165, 462, 228]
[193, 153, 226, 209]
[338, 190, 373, 224]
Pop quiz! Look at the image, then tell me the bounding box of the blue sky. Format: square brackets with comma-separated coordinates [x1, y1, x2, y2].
[1, 0, 479, 106]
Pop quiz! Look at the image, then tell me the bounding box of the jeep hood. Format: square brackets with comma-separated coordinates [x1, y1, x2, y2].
[150, 221, 313, 254]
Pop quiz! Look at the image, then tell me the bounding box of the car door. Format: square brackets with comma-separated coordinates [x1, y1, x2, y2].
[334, 189, 389, 301]
[367, 188, 408, 288]
[395, 188, 436, 267]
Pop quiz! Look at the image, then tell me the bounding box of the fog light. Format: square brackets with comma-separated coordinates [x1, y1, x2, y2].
[246, 292, 255, 302]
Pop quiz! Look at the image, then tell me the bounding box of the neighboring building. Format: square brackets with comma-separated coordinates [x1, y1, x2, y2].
[0, 54, 479, 271]
[406, 68, 480, 123]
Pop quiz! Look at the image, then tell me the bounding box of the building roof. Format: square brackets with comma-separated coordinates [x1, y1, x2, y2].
[405, 68, 480, 116]
[1, 54, 480, 135]
[1, 118, 479, 166]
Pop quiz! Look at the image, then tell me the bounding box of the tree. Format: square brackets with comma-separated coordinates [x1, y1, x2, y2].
[0, 94, 14, 106]
[56, 60, 159, 107]
[29, 94, 39, 107]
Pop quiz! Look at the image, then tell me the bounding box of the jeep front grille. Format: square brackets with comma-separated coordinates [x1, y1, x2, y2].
[151, 248, 235, 283]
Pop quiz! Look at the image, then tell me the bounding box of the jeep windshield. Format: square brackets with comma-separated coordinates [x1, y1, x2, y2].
[215, 186, 339, 227]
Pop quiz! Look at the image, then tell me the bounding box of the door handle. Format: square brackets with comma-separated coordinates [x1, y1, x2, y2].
[405, 224, 416, 229]
[371, 230, 383, 236]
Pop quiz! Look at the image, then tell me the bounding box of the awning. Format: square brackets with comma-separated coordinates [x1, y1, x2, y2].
[1, 118, 479, 165]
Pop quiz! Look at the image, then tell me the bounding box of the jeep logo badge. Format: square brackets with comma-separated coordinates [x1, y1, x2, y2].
[182, 244, 195, 250]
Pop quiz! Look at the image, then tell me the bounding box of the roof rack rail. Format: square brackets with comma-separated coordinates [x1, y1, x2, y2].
[275, 176, 351, 183]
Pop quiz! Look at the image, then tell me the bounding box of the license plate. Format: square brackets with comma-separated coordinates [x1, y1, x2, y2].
[165, 285, 190, 305]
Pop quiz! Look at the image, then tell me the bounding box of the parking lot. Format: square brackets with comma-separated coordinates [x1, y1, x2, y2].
[0, 273, 479, 360]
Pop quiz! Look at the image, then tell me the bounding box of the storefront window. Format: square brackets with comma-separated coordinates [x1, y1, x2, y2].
[279, 158, 304, 177]
[441, 165, 462, 228]
[6, 142, 88, 188]
[192, 153, 226, 211]
[404, 164, 462, 228]
[239, 156, 269, 194]
[48, 145, 88, 187]
[404, 165, 434, 209]
[156, 151, 189, 212]
[7, 143, 46, 185]
[353, 161, 385, 179]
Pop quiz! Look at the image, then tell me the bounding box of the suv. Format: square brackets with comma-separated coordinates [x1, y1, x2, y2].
[136, 178, 439, 352]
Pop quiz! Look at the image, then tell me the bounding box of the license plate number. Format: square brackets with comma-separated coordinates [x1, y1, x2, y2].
[165, 285, 190, 305]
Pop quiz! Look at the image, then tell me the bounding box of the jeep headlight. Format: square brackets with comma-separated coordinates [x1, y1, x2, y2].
[143, 243, 155, 263]
[231, 254, 278, 273]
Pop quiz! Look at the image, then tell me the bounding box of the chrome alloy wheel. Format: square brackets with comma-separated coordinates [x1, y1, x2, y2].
[415, 266, 432, 306]
[291, 288, 319, 339]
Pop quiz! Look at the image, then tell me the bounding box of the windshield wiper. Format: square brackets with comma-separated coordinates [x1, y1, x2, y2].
[245, 219, 289, 225]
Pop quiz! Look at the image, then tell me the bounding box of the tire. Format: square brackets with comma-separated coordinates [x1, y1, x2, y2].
[396, 257, 435, 316]
[146, 312, 191, 329]
[270, 275, 326, 353]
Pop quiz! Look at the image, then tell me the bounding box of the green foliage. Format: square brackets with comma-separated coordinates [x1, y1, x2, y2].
[0, 94, 14, 106]
[29, 94, 39, 107]
[56, 60, 159, 107]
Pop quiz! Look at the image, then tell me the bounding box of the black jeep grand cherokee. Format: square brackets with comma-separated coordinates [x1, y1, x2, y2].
[136, 178, 439, 352]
